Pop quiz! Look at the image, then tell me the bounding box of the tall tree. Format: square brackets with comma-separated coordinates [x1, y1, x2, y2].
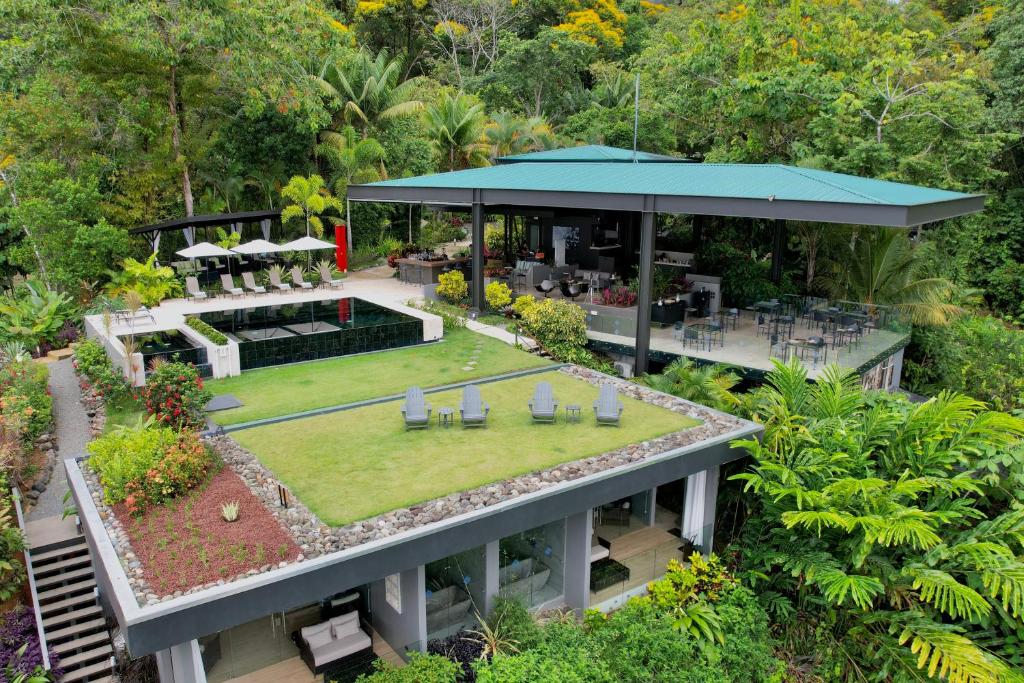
[316, 49, 425, 135]
[423, 91, 489, 171]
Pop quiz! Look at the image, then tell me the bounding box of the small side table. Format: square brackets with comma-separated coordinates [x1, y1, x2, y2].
[437, 407, 455, 427]
[565, 404, 582, 423]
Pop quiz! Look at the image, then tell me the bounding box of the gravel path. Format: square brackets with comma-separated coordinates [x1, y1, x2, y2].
[27, 359, 91, 520]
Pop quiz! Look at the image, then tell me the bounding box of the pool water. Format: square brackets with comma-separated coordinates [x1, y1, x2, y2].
[121, 330, 209, 376]
[198, 298, 422, 370]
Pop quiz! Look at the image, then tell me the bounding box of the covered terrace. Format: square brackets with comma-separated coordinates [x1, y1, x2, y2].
[348, 145, 984, 378]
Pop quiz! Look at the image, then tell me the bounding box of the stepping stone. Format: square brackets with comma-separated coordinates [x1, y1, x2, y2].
[205, 394, 243, 412]
[461, 366, 474, 371]
[467, 360, 478, 366]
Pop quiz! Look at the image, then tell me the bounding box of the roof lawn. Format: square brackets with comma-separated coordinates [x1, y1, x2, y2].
[207, 328, 552, 425]
[230, 372, 699, 527]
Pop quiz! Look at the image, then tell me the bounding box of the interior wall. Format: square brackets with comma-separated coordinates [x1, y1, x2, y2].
[370, 566, 426, 657]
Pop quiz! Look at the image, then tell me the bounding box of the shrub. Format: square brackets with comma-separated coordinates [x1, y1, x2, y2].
[185, 317, 228, 346]
[544, 343, 616, 373]
[437, 270, 468, 304]
[484, 281, 512, 310]
[511, 295, 536, 318]
[138, 361, 210, 431]
[0, 360, 52, 442]
[88, 426, 215, 514]
[0, 506, 26, 602]
[0, 608, 60, 681]
[105, 253, 181, 306]
[522, 299, 587, 349]
[599, 286, 637, 307]
[73, 339, 130, 400]
[357, 652, 459, 683]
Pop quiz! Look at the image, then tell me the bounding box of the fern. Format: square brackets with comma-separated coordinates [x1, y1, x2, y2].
[895, 616, 1006, 683]
[782, 509, 852, 535]
[812, 568, 884, 610]
[903, 567, 991, 621]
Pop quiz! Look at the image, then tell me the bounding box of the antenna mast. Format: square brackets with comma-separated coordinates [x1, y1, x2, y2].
[632, 73, 640, 163]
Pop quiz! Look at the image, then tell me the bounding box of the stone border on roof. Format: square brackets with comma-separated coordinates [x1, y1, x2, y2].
[84, 365, 746, 606]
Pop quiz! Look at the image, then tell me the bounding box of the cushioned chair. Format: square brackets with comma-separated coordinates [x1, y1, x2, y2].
[185, 276, 208, 301]
[535, 279, 557, 298]
[291, 267, 314, 290]
[219, 274, 244, 299]
[242, 271, 266, 296]
[297, 612, 372, 674]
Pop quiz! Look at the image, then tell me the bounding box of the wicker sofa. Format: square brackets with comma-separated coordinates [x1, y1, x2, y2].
[295, 611, 372, 674]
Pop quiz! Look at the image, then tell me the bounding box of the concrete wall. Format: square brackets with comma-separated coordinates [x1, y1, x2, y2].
[178, 325, 239, 379]
[84, 316, 139, 386]
[370, 566, 427, 657]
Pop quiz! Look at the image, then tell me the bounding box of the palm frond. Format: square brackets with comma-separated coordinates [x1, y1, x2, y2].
[812, 567, 885, 609]
[903, 566, 991, 621]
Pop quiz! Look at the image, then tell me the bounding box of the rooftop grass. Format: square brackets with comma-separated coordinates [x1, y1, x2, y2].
[207, 328, 551, 425]
[231, 372, 700, 527]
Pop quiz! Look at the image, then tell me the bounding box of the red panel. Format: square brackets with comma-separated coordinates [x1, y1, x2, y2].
[334, 223, 348, 273]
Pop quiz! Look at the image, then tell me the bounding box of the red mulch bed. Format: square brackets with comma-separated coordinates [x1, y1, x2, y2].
[113, 466, 301, 597]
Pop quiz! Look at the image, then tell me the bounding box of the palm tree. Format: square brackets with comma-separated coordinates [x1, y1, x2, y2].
[485, 111, 556, 160]
[315, 49, 424, 134]
[280, 175, 343, 238]
[316, 125, 386, 198]
[424, 92, 490, 172]
[818, 228, 958, 326]
[640, 358, 740, 413]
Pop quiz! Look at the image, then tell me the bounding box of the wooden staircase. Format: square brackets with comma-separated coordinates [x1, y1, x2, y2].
[31, 538, 115, 683]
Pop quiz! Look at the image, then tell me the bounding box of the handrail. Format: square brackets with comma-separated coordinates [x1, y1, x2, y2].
[10, 488, 52, 672]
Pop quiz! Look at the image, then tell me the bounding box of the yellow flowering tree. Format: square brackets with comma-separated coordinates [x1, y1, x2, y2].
[553, 0, 628, 51]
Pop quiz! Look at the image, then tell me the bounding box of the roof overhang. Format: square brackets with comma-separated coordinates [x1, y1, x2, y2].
[129, 209, 281, 236]
[347, 185, 985, 227]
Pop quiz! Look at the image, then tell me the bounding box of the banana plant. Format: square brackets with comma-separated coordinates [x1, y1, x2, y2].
[0, 279, 73, 354]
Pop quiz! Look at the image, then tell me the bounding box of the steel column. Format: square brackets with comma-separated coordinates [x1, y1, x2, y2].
[635, 199, 655, 375]
[471, 199, 485, 312]
[770, 219, 786, 284]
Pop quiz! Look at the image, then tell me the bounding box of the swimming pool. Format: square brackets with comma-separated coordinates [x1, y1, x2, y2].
[198, 298, 423, 370]
[122, 330, 209, 375]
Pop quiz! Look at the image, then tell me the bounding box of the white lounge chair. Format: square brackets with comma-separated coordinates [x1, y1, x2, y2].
[220, 274, 244, 299]
[242, 271, 267, 296]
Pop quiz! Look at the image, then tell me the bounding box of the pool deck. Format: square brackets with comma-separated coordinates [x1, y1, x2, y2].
[87, 274, 440, 342]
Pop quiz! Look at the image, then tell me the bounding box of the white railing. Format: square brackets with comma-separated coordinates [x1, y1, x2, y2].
[10, 488, 52, 672]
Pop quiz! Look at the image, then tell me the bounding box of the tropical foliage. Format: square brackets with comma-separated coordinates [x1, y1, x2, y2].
[105, 254, 181, 308]
[641, 357, 740, 413]
[730, 359, 1024, 681]
[280, 175, 344, 238]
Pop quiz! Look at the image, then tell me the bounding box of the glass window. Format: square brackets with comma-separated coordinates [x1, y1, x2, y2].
[424, 546, 486, 643]
[201, 603, 321, 683]
[498, 520, 566, 609]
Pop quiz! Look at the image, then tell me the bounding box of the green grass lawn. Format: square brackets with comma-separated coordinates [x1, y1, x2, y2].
[207, 328, 551, 425]
[103, 396, 146, 433]
[231, 372, 699, 527]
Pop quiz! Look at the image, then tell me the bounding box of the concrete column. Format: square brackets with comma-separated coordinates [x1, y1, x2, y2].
[563, 511, 592, 616]
[635, 199, 655, 375]
[647, 487, 658, 526]
[770, 219, 786, 284]
[156, 640, 206, 683]
[701, 466, 720, 552]
[483, 540, 499, 616]
[471, 199, 485, 312]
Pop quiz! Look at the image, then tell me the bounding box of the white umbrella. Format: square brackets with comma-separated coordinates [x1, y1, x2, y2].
[231, 239, 283, 255]
[280, 236, 336, 252]
[175, 241, 238, 278]
[281, 236, 337, 272]
[176, 242, 236, 259]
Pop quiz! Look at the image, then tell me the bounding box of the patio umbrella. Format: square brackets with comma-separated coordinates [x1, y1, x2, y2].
[175, 242, 238, 279]
[231, 239, 284, 276]
[280, 235, 337, 272]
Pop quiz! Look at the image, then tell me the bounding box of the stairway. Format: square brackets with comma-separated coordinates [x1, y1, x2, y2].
[31, 537, 115, 683]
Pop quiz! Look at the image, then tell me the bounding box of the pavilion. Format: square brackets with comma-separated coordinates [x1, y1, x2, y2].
[348, 145, 984, 373]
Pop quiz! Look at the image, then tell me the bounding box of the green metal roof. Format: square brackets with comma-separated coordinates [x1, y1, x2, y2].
[497, 145, 685, 164]
[350, 149, 985, 226]
[368, 162, 975, 206]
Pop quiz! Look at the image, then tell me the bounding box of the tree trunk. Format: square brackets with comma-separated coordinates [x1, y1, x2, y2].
[169, 64, 194, 217]
[0, 168, 50, 289]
